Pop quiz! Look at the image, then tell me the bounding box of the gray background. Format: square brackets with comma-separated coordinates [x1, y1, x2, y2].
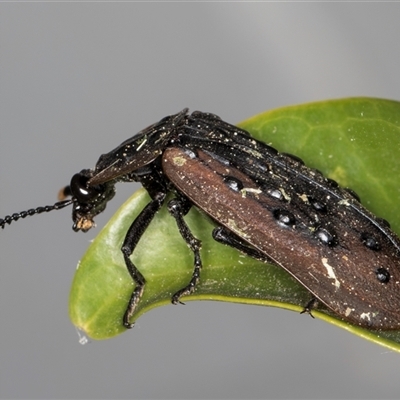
[1, 3, 400, 399]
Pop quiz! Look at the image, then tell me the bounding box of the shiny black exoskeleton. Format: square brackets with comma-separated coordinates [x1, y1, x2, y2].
[2, 109, 400, 329]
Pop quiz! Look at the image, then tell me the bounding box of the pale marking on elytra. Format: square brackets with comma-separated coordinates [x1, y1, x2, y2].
[135, 136, 148, 151]
[360, 312, 371, 322]
[345, 307, 354, 317]
[338, 199, 350, 206]
[172, 156, 187, 167]
[279, 187, 291, 202]
[227, 219, 250, 239]
[321, 257, 341, 290]
[240, 187, 262, 198]
[298, 193, 309, 203]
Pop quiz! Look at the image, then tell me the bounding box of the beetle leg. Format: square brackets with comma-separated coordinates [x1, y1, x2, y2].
[214, 226, 319, 318]
[300, 297, 318, 319]
[121, 189, 166, 328]
[167, 197, 203, 305]
[213, 227, 321, 316]
[212, 226, 276, 264]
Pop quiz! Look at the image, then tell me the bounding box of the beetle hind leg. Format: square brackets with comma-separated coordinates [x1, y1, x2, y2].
[300, 297, 319, 319]
[214, 227, 320, 319]
[212, 226, 276, 264]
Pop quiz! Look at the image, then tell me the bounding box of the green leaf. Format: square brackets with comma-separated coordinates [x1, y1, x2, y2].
[69, 97, 400, 351]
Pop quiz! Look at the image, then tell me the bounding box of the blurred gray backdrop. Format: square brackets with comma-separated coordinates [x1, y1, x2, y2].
[1, 3, 400, 399]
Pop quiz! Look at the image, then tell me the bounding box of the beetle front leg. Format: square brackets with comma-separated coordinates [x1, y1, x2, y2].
[167, 197, 202, 304]
[121, 191, 166, 328]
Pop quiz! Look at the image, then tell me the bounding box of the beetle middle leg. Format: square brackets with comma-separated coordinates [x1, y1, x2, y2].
[167, 197, 202, 304]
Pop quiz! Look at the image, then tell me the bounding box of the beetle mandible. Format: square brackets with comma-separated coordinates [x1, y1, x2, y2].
[2, 108, 400, 329]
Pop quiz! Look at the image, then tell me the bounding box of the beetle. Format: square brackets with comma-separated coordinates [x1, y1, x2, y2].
[1, 108, 400, 329]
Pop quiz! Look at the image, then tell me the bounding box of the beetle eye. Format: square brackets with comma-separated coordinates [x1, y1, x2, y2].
[70, 173, 101, 203]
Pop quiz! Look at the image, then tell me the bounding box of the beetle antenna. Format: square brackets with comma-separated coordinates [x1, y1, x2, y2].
[0, 199, 73, 229]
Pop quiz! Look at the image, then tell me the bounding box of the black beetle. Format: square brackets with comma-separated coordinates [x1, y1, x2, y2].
[2, 109, 400, 329]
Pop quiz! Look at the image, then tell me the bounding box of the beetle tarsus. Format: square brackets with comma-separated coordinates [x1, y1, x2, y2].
[300, 298, 318, 318]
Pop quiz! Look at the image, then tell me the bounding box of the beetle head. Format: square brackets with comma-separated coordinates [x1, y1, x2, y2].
[63, 169, 116, 232]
